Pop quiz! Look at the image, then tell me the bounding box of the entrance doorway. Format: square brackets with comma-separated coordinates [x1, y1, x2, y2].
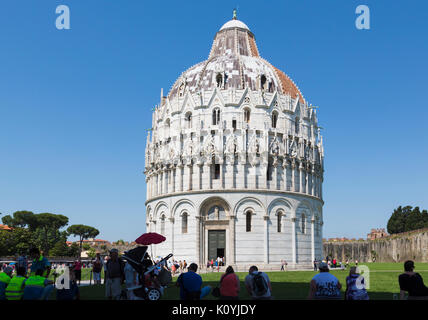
[208, 230, 226, 263]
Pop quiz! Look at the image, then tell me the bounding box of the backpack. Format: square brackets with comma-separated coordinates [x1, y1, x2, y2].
[252, 272, 268, 296]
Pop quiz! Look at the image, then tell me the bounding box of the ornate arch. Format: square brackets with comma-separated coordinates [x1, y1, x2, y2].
[172, 199, 195, 219]
[233, 196, 265, 216]
[267, 198, 292, 218]
[153, 201, 169, 220]
[199, 196, 231, 219]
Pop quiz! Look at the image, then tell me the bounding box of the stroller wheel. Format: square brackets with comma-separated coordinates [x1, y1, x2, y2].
[147, 288, 161, 301]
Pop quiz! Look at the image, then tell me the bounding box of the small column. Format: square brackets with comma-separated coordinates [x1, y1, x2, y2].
[242, 163, 246, 189]
[169, 217, 175, 255]
[179, 165, 184, 192]
[263, 215, 269, 264]
[311, 168, 315, 196]
[198, 164, 203, 190]
[274, 163, 279, 190]
[219, 162, 224, 189]
[188, 164, 193, 191]
[195, 216, 201, 265]
[229, 214, 236, 264]
[291, 217, 296, 264]
[299, 163, 304, 193]
[291, 162, 296, 192]
[157, 173, 161, 196]
[172, 167, 176, 193]
[283, 162, 289, 191]
[164, 169, 168, 194]
[202, 163, 211, 190]
[311, 217, 315, 263]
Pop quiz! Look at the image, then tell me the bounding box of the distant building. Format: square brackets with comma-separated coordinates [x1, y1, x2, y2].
[74, 238, 110, 246]
[367, 228, 388, 240]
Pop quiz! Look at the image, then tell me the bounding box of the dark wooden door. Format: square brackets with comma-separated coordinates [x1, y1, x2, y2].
[208, 230, 226, 261]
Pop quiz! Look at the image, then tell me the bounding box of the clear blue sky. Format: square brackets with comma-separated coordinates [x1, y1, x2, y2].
[1, 0, 427, 241]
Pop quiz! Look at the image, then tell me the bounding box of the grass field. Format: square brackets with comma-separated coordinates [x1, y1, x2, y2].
[69, 262, 428, 300]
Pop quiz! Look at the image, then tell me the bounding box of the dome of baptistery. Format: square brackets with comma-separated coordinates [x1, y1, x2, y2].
[145, 13, 325, 270]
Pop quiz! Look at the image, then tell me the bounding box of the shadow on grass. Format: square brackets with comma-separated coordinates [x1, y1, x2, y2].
[73, 281, 395, 300]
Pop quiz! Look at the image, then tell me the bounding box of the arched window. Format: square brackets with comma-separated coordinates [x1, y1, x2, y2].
[185, 112, 192, 129]
[244, 108, 251, 123]
[277, 213, 282, 233]
[160, 215, 165, 235]
[261, 74, 267, 91]
[301, 214, 306, 234]
[246, 211, 252, 232]
[295, 117, 300, 134]
[182, 213, 188, 234]
[272, 111, 278, 128]
[216, 73, 223, 88]
[212, 108, 220, 125]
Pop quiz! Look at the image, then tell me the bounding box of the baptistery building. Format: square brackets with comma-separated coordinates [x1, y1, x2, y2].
[145, 14, 325, 269]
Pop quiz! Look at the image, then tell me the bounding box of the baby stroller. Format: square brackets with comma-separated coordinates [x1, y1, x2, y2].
[121, 246, 173, 300]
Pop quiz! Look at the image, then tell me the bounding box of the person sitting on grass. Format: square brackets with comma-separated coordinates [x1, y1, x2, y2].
[345, 267, 369, 300]
[399, 260, 428, 300]
[56, 268, 80, 300]
[176, 263, 211, 300]
[308, 262, 342, 300]
[219, 266, 240, 300]
[244, 266, 273, 300]
[23, 269, 54, 300]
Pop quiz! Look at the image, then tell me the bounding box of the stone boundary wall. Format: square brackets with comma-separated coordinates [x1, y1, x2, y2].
[323, 229, 428, 263]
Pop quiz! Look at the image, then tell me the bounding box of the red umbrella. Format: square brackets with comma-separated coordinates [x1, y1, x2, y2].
[135, 232, 166, 245]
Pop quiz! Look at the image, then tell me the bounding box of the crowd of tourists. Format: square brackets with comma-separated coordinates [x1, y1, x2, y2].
[2, 247, 428, 300]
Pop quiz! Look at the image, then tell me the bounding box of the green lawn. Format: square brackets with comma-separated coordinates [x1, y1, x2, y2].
[66, 263, 428, 300]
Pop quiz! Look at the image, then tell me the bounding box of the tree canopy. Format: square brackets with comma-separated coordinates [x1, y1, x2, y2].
[387, 206, 428, 234]
[1, 210, 100, 257]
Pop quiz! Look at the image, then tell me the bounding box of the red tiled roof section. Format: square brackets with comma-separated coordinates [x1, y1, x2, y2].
[0, 224, 12, 231]
[272, 66, 305, 103]
[248, 35, 259, 57]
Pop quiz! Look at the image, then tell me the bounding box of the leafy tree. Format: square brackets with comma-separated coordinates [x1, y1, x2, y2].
[82, 243, 91, 251]
[67, 224, 99, 257]
[1, 211, 35, 228]
[49, 240, 70, 257]
[68, 243, 80, 257]
[0, 228, 34, 256]
[87, 247, 96, 259]
[387, 206, 428, 234]
[32, 213, 69, 254]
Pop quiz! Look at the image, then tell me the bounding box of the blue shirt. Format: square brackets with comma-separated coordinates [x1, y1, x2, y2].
[30, 256, 50, 274]
[22, 279, 50, 300]
[177, 271, 202, 300]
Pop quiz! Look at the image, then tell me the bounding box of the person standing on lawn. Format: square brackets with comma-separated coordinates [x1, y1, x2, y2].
[92, 253, 103, 285]
[0, 266, 13, 300]
[29, 247, 51, 278]
[72, 259, 82, 285]
[22, 269, 54, 300]
[105, 249, 125, 300]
